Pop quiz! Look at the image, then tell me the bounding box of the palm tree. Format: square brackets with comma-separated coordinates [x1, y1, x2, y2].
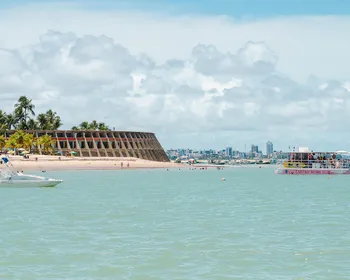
[12, 130, 26, 149]
[0, 110, 6, 122]
[14, 96, 35, 129]
[71, 120, 111, 131]
[5, 113, 16, 130]
[0, 111, 16, 131]
[98, 122, 110, 131]
[5, 136, 17, 151]
[89, 120, 99, 130]
[0, 110, 7, 132]
[27, 118, 37, 130]
[36, 110, 62, 130]
[45, 110, 62, 130]
[3, 131, 34, 153]
[53, 116, 62, 130]
[80, 121, 90, 130]
[23, 133, 34, 151]
[37, 113, 47, 130]
[0, 135, 5, 152]
[37, 134, 55, 154]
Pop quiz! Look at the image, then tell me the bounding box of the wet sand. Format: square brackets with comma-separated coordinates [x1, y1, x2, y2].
[1, 155, 183, 172]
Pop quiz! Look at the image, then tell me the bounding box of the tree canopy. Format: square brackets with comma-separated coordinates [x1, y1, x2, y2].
[0, 96, 112, 132]
[2, 130, 55, 155]
[0, 96, 114, 155]
[0, 96, 62, 132]
[72, 120, 111, 131]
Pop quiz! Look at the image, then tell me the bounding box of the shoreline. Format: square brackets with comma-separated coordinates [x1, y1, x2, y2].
[0, 155, 275, 172]
[1, 155, 184, 172]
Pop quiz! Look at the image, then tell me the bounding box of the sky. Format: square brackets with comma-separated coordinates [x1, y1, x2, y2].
[0, 0, 350, 152]
[2, 0, 350, 17]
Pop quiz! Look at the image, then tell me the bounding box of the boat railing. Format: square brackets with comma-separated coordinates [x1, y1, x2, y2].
[281, 159, 350, 169]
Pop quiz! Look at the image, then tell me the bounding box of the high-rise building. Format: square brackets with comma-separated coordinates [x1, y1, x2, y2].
[251, 144, 258, 153]
[225, 147, 233, 157]
[266, 141, 274, 156]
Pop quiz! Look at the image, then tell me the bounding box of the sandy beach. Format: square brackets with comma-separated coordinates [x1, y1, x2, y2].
[0, 155, 184, 172]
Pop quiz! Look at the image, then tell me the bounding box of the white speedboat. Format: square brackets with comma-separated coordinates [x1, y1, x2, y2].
[0, 158, 63, 188]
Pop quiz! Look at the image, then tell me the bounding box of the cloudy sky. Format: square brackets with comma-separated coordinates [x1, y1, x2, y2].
[1, 0, 350, 152]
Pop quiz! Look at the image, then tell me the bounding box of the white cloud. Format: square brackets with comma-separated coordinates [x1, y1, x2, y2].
[1, 5, 350, 81]
[0, 4, 350, 150]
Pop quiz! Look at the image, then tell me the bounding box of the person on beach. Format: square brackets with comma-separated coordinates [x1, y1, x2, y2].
[127, 163, 130, 168]
[121, 162, 124, 169]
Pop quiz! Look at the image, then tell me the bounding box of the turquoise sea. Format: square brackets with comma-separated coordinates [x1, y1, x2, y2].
[1, 166, 350, 279]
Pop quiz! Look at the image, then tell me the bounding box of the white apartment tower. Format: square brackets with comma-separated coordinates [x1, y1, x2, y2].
[266, 141, 273, 157]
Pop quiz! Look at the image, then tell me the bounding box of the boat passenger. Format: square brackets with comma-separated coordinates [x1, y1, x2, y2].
[308, 153, 313, 168]
[328, 157, 335, 168]
[322, 158, 326, 168]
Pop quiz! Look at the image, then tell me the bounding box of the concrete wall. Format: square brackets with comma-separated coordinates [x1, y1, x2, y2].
[4, 130, 170, 162]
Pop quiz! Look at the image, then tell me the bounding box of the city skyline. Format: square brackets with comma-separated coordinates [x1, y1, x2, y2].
[1, 1, 350, 150]
[166, 140, 276, 154]
[165, 140, 280, 161]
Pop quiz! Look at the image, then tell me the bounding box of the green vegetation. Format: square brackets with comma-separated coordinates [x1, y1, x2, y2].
[71, 120, 110, 131]
[37, 134, 55, 154]
[0, 96, 62, 154]
[0, 96, 62, 131]
[1, 95, 111, 132]
[0, 95, 113, 155]
[3, 130, 49, 154]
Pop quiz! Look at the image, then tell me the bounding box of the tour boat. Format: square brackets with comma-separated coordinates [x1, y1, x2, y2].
[0, 157, 63, 188]
[275, 148, 350, 175]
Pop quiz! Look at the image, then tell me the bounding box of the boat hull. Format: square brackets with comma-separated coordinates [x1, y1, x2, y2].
[275, 168, 350, 175]
[0, 179, 63, 188]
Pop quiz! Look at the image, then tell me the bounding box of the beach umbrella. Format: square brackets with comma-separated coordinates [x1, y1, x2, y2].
[18, 148, 25, 151]
[69, 151, 78, 155]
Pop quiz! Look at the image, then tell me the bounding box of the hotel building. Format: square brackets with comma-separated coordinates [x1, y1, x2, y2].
[4, 130, 169, 162]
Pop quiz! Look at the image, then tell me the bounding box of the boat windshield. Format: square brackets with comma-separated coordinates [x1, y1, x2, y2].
[0, 168, 12, 178]
[0, 164, 24, 178]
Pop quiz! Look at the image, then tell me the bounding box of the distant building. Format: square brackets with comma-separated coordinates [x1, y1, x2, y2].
[266, 141, 274, 156]
[251, 144, 259, 154]
[225, 147, 233, 157]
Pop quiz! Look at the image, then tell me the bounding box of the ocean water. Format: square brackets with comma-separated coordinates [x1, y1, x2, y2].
[1, 166, 350, 279]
